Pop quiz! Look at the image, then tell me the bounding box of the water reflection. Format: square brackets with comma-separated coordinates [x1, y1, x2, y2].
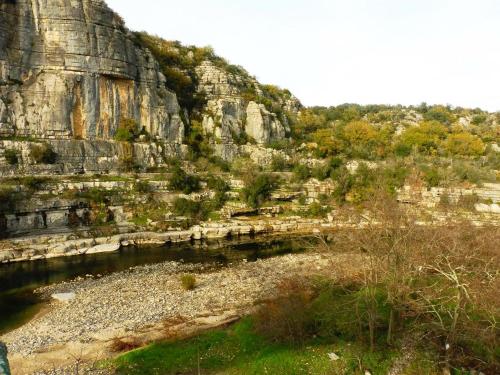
[0, 236, 310, 334]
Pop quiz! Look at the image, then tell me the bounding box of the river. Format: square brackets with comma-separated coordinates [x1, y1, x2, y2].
[0, 236, 309, 334]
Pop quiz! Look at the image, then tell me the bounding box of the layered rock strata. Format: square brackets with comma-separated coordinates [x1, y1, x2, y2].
[0, 0, 183, 142]
[196, 61, 301, 154]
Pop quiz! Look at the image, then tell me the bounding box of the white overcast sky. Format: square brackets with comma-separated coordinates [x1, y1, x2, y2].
[106, 0, 500, 111]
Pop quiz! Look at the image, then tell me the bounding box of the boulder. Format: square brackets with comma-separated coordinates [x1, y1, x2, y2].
[51, 293, 76, 303]
[86, 243, 121, 255]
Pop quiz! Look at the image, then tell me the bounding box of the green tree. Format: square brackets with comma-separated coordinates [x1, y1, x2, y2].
[423, 105, 456, 125]
[241, 174, 278, 208]
[168, 166, 201, 194]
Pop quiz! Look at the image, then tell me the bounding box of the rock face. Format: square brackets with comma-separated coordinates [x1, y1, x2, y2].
[196, 61, 300, 148]
[0, 0, 302, 171]
[245, 101, 287, 144]
[0, 0, 183, 142]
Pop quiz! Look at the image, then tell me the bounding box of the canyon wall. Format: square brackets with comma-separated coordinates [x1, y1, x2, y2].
[0, 0, 183, 142]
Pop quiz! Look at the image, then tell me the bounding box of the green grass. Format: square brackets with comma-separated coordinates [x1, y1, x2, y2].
[109, 318, 398, 375]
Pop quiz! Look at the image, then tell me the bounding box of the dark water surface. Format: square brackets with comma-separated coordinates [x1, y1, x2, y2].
[0, 236, 310, 334]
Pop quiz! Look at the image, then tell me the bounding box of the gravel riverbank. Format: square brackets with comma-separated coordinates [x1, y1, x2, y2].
[1, 251, 354, 374]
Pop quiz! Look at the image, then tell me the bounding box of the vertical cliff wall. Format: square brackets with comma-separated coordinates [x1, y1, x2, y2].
[0, 0, 183, 142]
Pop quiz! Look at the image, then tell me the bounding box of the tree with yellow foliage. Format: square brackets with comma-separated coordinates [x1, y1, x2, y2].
[445, 132, 485, 156]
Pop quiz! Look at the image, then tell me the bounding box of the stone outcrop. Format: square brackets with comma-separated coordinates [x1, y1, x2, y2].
[0, 0, 183, 142]
[0, 138, 183, 175]
[0, 0, 303, 171]
[0, 217, 332, 263]
[195, 61, 300, 149]
[245, 101, 288, 144]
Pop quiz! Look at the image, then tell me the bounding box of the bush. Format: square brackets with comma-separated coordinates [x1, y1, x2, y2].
[168, 166, 200, 194]
[457, 194, 479, 211]
[304, 202, 330, 218]
[0, 187, 20, 211]
[420, 165, 443, 187]
[241, 174, 278, 208]
[394, 143, 412, 157]
[135, 180, 152, 193]
[445, 132, 485, 156]
[255, 279, 315, 346]
[452, 161, 495, 185]
[4, 149, 19, 165]
[267, 139, 290, 150]
[172, 198, 210, 221]
[109, 337, 143, 353]
[31, 143, 57, 164]
[21, 176, 51, 191]
[206, 176, 230, 209]
[180, 274, 196, 291]
[206, 176, 230, 193]
[270, 155, 290, 172]
[115, 118, 139, 142]
[208, 156, 231, 172]
[293, 164, 311, 182]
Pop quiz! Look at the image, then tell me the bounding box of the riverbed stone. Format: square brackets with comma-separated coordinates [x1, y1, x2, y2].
[86, 243, 121, 255]
[51, 293, 76, 303]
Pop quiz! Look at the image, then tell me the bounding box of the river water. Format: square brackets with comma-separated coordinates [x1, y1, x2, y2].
[0, 236, 309, 334]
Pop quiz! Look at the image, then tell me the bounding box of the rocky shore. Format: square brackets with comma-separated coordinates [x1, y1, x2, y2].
[0, 217, 333, 263]
[1, 251, 355, 374]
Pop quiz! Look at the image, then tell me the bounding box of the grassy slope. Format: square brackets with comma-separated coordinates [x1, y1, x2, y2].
[108, 318, 422, 375]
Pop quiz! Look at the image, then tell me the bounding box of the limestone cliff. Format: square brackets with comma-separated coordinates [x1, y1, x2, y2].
[0, 0, 301, 174]
[134, 34, 302, 159]
[0, 0, 183, 142]
[196, 61, 301, 150]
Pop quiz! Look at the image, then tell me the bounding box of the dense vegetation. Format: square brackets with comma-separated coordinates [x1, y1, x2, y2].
[292, 104, 498, 161]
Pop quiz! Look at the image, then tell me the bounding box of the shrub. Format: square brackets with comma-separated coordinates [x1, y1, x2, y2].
[115, 118, 139, 142]
[267, 139, 290, 150]
[186, 120, 213, 161]
[21, 176, 51, 191]
[342, 120, 382, 159]
[4, 149, 19, 165]
[206, 176, 230, 209]
[231, 157, 260, 177]
[422, 105, 456, 125]
[168, 166, 200, 194]
[399, 121, 448, 155]
[445, 132, 485, 156]
[208, 156, 231, 172]
[293, 164, 311, 182]
[0, 187, 20, 211]
[172, 198, 210, 221]
[311, 157, 344, 181]
[135, 180, 152, 193]
[457, 194, 479, 211]
[304, 202, 330, 218]
[206, 176, 230, 193]
[420, 165, 443, 187]
[109, 337, 143, 353]
[31, 143, 57, 164]
[254, 279, 315, 346]
[269, 155, 290, 172]
[394, 143, 412, 157]
[180, 274, 196, 291]
[452, 161, 495, 185]
[241, 174, 278, 208]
